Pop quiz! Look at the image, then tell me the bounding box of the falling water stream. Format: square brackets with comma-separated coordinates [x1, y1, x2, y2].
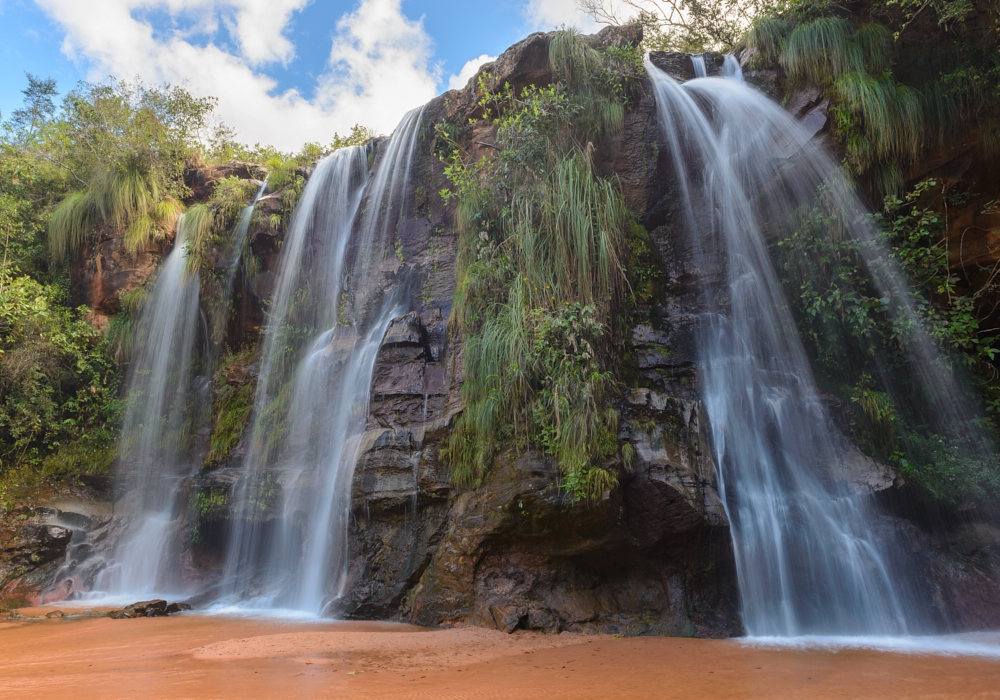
[220, 109, 424, 614]
[224, 177, 268, 295]
[645, 58, 932, 636]
[91, 216, 203, 598]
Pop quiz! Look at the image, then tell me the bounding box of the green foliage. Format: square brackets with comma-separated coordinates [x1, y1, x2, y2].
[48, 155, 183, 259]
[205, 349, 256, 467]
[745, 14, 922, 195]
[781, 17, 862, 83]
[439, 31, 639, 501]
[746, 3, 1000, 192]
[852, 373, 899, 456]
[0, 273, 120, 473]
[204, 123, 378, 165]
[105, 285, 151, 363]
[191, 487, 229, 544]
[777, 180, 1000, 501]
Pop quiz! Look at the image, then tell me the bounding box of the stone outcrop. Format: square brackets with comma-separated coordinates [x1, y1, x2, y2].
[328, 27, 741, 637]
[70, 231, 161, 332]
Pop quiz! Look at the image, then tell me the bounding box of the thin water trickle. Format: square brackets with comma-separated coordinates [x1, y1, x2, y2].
[646, 60, 928, 636]
[691, 54, 708, 78]
[221, 109, 424, 614]
[721, 55, 743, 83]
[224, 177, 268, 295]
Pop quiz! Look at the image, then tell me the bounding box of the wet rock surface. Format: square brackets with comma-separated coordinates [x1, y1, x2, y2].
[108, 600, 192, 619]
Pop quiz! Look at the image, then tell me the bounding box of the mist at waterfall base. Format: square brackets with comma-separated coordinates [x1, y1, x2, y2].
[646, 56, 999, 644]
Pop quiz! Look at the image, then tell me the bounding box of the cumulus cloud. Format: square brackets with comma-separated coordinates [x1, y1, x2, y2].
[446, 54, 497, 92]
[33, 0, 440, 150]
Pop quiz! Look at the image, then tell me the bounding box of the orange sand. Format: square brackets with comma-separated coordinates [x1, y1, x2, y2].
[1, 613, 999, 699]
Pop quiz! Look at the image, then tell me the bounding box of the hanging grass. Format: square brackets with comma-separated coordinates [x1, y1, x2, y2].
[439, 29, 647, 498]
[105, 285, 151, 363]
[743, 12, 926, 197]
[48, 192, 93, 260]
[832, 72, 924, 165]
[781, 17, 863, 85]
[548, 28, 630, 138]
[745, 16, 789, 68]
[49, 156, 172, 260]
[853, 24, 893, 76]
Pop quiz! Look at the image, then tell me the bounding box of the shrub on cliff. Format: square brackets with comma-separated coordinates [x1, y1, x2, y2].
[438, 30, 643, 501]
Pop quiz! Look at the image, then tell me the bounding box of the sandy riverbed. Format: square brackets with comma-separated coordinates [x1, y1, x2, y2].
[1, 612, 999, 699]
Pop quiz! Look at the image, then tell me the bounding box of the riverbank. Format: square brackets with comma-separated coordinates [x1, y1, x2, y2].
[1, 613, 999, 699]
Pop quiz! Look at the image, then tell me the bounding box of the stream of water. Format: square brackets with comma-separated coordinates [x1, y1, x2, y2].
[91, 215, 204, 598]
[220, 109, 424, 614]
[647, 59, 926, 636]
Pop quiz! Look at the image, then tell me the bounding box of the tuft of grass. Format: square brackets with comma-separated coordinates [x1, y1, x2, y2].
[106, 285, 151, 363]
[49, 156, 175, 260]
[781, 17, 862, 85]
[832, 72, 924, 165]
[745, 16, 789, 68]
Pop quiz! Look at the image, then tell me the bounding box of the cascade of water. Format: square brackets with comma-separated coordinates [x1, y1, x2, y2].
[691, 54, 708, 78]
[94, 216, 203, 597]
[645, 60, 928, 636]
[222, 108, 424, 614]
[224, 177, 268, 295]
[722, 55, 744, 83]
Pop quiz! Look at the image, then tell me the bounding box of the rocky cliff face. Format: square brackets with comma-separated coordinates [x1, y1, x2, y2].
[332, 28, 746, 637]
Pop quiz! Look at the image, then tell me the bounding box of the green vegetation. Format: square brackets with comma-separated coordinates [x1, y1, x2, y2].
[0, 273, 120, 475]
[745, 0, 1000, 196]
[438, 31, 644, 501]
[0, 69, 376, 503]
[778, 180, 1000, 501]
[205, 349, 256, 467]
[191, 487, 229, 544]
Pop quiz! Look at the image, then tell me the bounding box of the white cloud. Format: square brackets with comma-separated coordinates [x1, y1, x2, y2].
[447, 54, 496, 92]
[523, 0, 600, 31]
[522, 0, 642, 32]
[33, 0, 440, 151]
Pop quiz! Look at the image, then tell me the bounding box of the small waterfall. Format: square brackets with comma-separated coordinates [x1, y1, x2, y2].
[646, 60, 922, 636]
[222, 108, 424, 613]
[94, 215, 203, 597]
[721, 55, 743, 83]
[224, 177, 268, 295]
[691, 54, 708, 78]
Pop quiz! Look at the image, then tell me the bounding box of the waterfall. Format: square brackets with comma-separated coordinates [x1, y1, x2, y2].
[691, 54, 708, 78]
[94, 215, 203, 597]
[221, 108, 424, 614]
[645, 60, 928, 636]
[224, 177, 268, 295]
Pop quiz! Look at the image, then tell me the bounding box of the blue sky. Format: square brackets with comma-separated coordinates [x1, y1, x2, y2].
[0, 0, 604, 149]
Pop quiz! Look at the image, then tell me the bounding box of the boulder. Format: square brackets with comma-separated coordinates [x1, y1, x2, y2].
[3, 525, 72, 568]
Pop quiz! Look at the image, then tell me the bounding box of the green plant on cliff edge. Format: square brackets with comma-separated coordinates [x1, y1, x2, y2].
[744, 2, 1000, 197]
[437, 30, 644, 501]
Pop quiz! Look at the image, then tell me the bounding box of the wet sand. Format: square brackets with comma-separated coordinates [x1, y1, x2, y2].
[1, 613, 999, 699]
